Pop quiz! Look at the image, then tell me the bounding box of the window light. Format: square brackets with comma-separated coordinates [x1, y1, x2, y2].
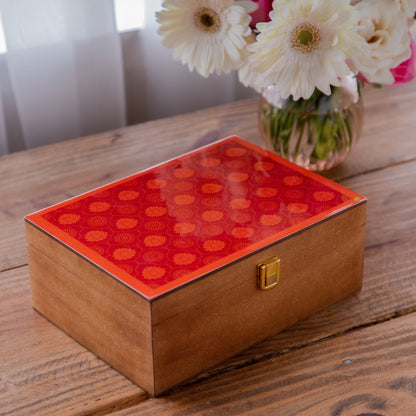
[114, 0, 146, 32]
[0, 12, 7, 54]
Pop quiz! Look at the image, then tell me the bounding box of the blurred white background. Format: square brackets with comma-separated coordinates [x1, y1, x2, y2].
[0, 0, 255, 155]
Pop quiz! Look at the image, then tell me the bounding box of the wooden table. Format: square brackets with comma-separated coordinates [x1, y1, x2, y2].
[1, 80, 416, 416]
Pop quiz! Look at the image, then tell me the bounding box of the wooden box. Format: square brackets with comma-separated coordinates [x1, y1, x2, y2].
[25, 136, 367, 396]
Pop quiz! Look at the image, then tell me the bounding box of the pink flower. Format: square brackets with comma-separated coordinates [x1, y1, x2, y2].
[249, 0, 273, 29]
[391, 37, 416, 86]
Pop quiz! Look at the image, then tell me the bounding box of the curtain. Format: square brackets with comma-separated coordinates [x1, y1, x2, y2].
[121, 1, 255, 126]
[0, 0, 256, 155]
[0, 0, 126, 154]
[0, 82, 7, 154]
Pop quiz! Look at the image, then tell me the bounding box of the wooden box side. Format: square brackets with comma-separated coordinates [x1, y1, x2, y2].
[26, 223, 152, 322]
[26, 223, 155, 394]
[151, 202, 367, 395]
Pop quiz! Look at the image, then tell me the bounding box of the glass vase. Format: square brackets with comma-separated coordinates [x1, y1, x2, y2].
[258, 74, 364, 171]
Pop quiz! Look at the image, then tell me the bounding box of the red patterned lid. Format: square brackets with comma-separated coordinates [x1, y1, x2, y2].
[26, 137, 365, 300]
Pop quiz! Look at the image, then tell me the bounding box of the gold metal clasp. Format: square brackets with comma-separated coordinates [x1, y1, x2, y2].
[257, 257, 280, 290]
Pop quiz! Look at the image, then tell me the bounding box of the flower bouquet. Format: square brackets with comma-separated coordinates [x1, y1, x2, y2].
[156, 0, 416, 170]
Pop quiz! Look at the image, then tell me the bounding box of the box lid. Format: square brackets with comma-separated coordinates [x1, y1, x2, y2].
[25, 136, 365, 300]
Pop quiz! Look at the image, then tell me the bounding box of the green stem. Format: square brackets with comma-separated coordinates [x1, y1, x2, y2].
[260, 86, 359, 164]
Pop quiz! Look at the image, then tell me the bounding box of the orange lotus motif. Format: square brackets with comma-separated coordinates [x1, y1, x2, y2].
[147, 179, 168, 189]
[142, 266, 166, 280]
[174, 167, 195, 178]
[287, 203, 308, 214]
[116, 218, 138, 229]
[58, 214, 80, 225]
[201, 183, 223, 194]
[230, 198, 251, 210]
[228, 172, 249, 182]
[203, 239, 226, 252]
[118, 190, 139, 200]
[313, 191, 335, 201]
[232, 227, 254, 239]
[254, 161, 273, 171]
[174, 222, 196, 234]
[144, 235, 167, 247]
[260, 215, 282, 226]
[145, 206, 167, 217]
[85, 230, 108, 242]
[283, 176, 304, 186]
[113, 248, 136, 260]
[173, 252, 196, 265]
[226, 147, 247, 157]
[200, 157, 221, 167]
[202, 210, 224, 222]
[89, 202, 111, 212]
[174, 194, 195, 205]
[257, 187, 278, 198]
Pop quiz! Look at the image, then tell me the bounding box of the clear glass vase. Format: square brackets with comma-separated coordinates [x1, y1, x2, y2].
[258, 75, 364, 171]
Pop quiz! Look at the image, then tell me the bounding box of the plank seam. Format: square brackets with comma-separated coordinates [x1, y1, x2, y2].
[74, 393, 148, 416]
[0, 263, 28, 274]
[164, 307, 416, 396]
[338, 156, 416, 183]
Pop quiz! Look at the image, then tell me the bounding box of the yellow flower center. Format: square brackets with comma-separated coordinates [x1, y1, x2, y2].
[194, 7, 221, 33]
[290, 23, 321, 53]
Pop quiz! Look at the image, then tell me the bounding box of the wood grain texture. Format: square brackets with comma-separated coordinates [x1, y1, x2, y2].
[0, 266, 147, 416]
[151, 203, 366, 394]
[27, 244, 155, 394]
[26, 223, 151, 324]
[1, 79, 415, 415]
[112, 313, 416, 416]
[0, 100, 259, 272]
[155, 160, 416, 389]
[342, 160, 416, 248]
[1, 79, 416, 272]
[185, 235, 416, 389]
[25, 198, 365, 396]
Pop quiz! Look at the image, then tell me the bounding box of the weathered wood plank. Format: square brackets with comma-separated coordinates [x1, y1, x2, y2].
[111, 313, 416, 416]
[165, 159, 416, 387]
[183, 236, 416, 388]
[1, 79, 416, 272]
[342, 158, 416, 247]
[0, 266, 147, 416]
[0, 99, 258, 272]
[327, 80, 416, 180]
[1, 160, 415, 415]
[1, 79, 415, 415]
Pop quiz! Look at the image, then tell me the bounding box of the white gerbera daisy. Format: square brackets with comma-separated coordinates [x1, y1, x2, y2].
[156, 0, 258, 78]
[246, 0, 365, 100]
